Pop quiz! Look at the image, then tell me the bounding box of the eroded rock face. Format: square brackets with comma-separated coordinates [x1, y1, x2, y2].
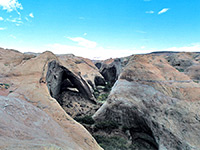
[0, 48, 102, 150]
[46, 60, 95, 102]
[94, 54, 200, 150]
[45, 60, 102, 117]
[100, 58, 122, 86]
[94, 76, 106, 86]
[0, 96, 81, 150]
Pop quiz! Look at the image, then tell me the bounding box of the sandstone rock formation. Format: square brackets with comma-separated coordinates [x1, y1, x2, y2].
[0, 96, 82, 150]
[95, 56, 130, 87]
[94, 53, 200, 150]
[46, 55, 105, 117]
[0, 48, 102, 150]
[2, 46, 200, 150]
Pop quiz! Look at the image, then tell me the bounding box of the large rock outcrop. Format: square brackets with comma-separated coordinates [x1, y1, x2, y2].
[0, 48, 102, 150]
[94, 53, 200, 150]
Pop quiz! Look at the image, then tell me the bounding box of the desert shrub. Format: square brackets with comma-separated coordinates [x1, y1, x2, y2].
[74, 115, 95, 125]
[97, 93, 109, 102]
[4, 83, 9, 87]
[94, 120, 119, 131]
[0, 83, 10, 89]
[94, 135, 128, 150]
[176, 68, 184, 72]
[93, 91, 99, 99]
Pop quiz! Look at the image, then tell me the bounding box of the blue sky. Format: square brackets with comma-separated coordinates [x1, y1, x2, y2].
[0, 0, 199, 59]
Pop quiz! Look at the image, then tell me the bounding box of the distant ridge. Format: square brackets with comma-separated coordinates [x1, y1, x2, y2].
[150, 51, 200, 54]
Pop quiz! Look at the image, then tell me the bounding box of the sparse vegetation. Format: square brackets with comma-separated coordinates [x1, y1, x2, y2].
[0, 83, 10, 89]
[193, 80, 199, 83]
[74, 115, 95, 125]
[176, 68, 184, 72]
[97, 93, 109, 102]
[94, 135, 129, 150]
[93, 82, 112, 103]
[94, 120, 119, 131]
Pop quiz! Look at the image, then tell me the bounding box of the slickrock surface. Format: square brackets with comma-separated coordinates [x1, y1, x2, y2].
[94, 53, 200, 150]
[0, 48, 102, 150]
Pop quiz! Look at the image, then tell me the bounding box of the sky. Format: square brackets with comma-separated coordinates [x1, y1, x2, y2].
[0, 0, 199, 59]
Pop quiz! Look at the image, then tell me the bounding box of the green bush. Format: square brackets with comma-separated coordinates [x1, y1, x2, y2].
[74, 115, 95, 125]
[94, 135, 128, 150]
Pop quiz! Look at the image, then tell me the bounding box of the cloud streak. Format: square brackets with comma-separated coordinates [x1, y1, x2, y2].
[145, 10, 154, 14]
[0, 27, 6, 30]
[6, 17, 23, 24]
[0, 17, 4, 21]
[158, 8, 169, 14]
[67, 37, 97, 48]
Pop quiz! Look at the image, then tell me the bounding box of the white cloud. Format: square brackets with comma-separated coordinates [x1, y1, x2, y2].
[0, 0, 23, 12]
[145, 10, 154, 14]
[83, 33, 87, 36]
[141, 46, 146, 49]
[46, 43, 134, 60]
[163, 44, 200, 52]
[158, 8, 169, 15]
[67, 37, 97, 48]
[6, 17, 23, 24]
[29, 13, 34, 18]
[0, 17, 4, 21]
[137, 43, 200, 54]
[0, 27, 6, 30]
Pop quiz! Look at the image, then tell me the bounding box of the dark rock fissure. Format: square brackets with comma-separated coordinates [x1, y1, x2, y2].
[46, 60, 159, 149]
[46, 60, 100, 117]
[46, 60, 95, 103]
[94, 106, 159, 150]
